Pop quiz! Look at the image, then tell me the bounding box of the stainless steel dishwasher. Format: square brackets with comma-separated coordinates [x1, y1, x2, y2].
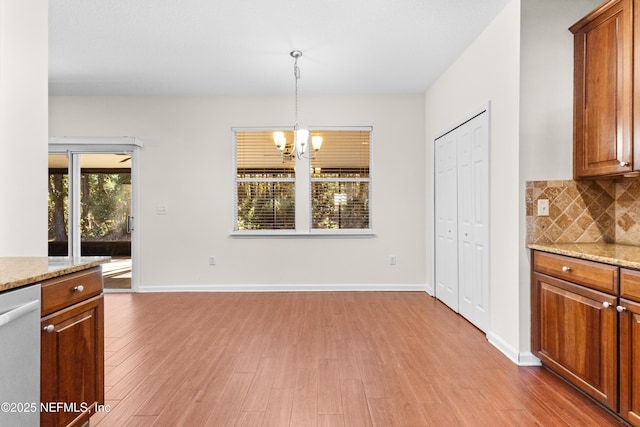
[0, 284, 41, 427]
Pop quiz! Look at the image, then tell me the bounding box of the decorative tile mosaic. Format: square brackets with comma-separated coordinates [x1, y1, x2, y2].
[526, 177, 640, 245]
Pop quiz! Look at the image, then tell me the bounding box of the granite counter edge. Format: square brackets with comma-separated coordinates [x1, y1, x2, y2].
[0, 258, 110, 293]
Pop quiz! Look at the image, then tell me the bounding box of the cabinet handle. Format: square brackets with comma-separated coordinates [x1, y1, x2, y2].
[617, 305, 627, 313]
[620, 161, 630, 167]
[43, 324, 54, 333]
[562, 266, 571, 272]
[73, 285, 84, 292]
[603, 301, 611, 308]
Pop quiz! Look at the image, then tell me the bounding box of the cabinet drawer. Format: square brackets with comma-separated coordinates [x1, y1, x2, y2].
[621, 268, 640, 302]
[533, 251, 618, 294]
[41, 267, 103, 316]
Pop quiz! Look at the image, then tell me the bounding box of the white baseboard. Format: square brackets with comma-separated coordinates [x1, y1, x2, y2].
[424, 282, 434, 296]
[518, 352, 542, 366]
[487, 332, 541, 366]
[137, 283, 429, 293]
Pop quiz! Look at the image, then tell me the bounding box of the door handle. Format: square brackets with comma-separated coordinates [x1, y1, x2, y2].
[0, 300, 39, 328]
[126, 215, 134, 233]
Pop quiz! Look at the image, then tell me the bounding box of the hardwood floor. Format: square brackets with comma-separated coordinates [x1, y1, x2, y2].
[92, 292, 625, 426]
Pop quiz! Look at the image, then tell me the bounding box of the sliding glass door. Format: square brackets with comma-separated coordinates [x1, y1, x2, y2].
[48, 139, 141, 291]
[48, 154, 70, 256]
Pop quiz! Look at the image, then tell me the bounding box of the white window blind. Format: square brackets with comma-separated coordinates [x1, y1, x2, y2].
[234, 130, 295, 230]
[310, 130, 371, 230]
[233, 127, 372, 233]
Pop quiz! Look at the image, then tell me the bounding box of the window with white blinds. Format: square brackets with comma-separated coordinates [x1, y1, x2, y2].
[233, 127, 372, 233]
[235, 130, 295, 230]
[310, 130, 371, 230]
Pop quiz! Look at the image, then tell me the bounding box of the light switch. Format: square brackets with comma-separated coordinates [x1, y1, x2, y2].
[156, 205, 168, 215]
[537, 199, 549, 217]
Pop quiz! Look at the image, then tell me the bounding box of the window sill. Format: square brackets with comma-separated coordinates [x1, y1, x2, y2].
[230, 230, 376, 238]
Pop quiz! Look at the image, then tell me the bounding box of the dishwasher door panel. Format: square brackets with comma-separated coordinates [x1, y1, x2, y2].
[0, 284, 41, 427]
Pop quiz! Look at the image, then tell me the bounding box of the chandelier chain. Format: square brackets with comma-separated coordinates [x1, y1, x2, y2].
[294, 57, 300, 129]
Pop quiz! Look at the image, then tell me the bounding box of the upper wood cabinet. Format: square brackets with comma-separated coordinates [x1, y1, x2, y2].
[571, 0, 635, 178]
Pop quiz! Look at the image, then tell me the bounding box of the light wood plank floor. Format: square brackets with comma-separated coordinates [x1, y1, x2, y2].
[92, 292, 626, 426]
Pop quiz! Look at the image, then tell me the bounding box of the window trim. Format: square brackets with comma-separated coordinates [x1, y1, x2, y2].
[232, 126, 374, 237]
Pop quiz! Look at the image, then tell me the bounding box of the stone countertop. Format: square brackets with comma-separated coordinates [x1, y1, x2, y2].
[528, 243, 640, 270]
[0, 256, 111, 292]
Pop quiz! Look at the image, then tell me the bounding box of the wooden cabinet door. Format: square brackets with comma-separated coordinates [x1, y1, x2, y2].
[619, 298, 640, 425]
[571, 0, 633, 178]
[532, 272, 618, 410]
[41, 295, 104, 427]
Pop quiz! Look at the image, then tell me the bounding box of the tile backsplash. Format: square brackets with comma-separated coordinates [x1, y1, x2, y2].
[526, 178, 640, 245]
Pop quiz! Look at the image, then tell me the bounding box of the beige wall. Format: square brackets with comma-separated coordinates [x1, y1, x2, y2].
[518, 0, 602, 352]
[425, 0, 604, 362]
[49, 94, 426, 289]
[425, 0, 522, 361]
[0, 0, 48, 256]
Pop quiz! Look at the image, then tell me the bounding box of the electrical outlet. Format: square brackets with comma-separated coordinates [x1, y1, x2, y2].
[537, 199, 549, 217]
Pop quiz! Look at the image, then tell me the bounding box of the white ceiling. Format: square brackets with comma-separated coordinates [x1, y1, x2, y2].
[49, 0, 510, 96]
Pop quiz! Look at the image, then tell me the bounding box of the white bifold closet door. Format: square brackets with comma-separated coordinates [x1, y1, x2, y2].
[434, 109, 489, 333]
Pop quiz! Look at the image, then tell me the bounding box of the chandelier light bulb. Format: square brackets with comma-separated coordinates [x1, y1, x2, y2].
[273, 131, 286, 153]
[311, 135, 323, 152]
[295, 128, 310, 155]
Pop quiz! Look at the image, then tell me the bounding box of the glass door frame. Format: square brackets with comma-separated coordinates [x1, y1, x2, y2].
[49, 137, 143, 292]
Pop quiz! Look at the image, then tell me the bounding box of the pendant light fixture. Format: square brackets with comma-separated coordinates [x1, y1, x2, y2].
[273, 50, 322, 159]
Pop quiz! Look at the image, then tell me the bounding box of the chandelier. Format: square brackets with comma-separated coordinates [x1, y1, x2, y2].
[273, 50, 322, 160]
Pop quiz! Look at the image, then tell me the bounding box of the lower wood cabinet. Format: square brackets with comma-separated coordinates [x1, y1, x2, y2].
[532, 271, 618, 410]
[532, 251, 640, 425]
[620, 268, 640, 425]
[619, 297, 640, 425]
[41, 268, 104, 427]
